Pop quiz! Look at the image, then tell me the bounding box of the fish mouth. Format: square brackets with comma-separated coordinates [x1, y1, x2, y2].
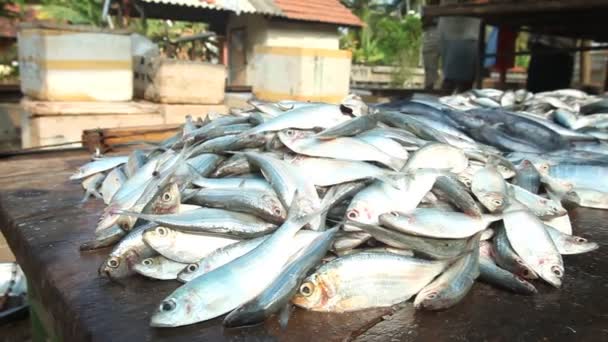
[150, 315, 179, 328]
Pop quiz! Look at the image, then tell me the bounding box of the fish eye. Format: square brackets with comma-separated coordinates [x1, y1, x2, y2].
[162, 192, 172, 202]
[160, 299, 177, 312]
[273, 207, 283, 216]
[425, 291, 438, 299]
[156, 227, 168, 236]
[575, 237, 587, 243]
[107, 257, 120, 268]
[346, 209, 359, 219]
[299, 282, 314, 297]
[187, 264, 198, 273]
[492, 199, 502, 206]
[286, 130, 295, 137]
[551, 265, 563, 278]
[142, 258, 153, 266]
[521, 269, 529, 277]
[389, 211, 400, 217]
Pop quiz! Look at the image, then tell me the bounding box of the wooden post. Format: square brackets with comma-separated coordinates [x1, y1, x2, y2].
[580, 40, 591, 86]
[476, 21, 486, 89]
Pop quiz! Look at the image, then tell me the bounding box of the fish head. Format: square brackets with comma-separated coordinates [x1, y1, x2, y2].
[477, 191, 506, 212]
[69, 166, 89, 180]
[149, 183, 181, 214]
[142, 226, 176, 253]
[117, 215, 137, 231]
[150, 293, 200, 327]
[291, 274, 330, 311]
[133, 257, 158, 277]
[177, 263, 202, 283]
[538, 198, 567, 217]
[379, 211, 414, 228]
[535, 162, 550, 175]
[343, 200, 376, 231]
[538, 260, 564, 288]
[278, 129, 310, 143]
[561, 235, 599, 254]
[98, 251, 136, 279]
[261, 193, 287, 221]
[514, 257, 538, 280]
[414, 284, 452, 311]
[496, 165, 516, 179]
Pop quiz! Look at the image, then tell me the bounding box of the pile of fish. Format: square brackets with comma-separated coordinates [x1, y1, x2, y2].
[71, 90, 604, 328]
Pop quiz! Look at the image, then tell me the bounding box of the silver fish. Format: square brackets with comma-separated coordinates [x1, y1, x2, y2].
[143, 227, 239, 263]
[503, 202, 564, 287]
[246, 104, 350, 135]
[278, 129, 405, 170]
[380, 209, 500, 239]
[125, 208, 277, 238]
[478, 241, 537, 295]
[403, 143, 468, 173]
[545, 225, 599, 255]
[149, 194, 325, 327]
[471, 165, 508, 212]
[134, 256, 188, 280]
[183, 188, 286, 223]
[100, 167, 127, 204]
[80, 173, 105, 202]
[70, 156, 128, 180]
[414, 235, 480, 310]
[223, 228, 337, 327]
[292, 252, 448, 312]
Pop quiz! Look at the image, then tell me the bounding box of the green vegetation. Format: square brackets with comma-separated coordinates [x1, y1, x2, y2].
[341, 1, 423, 85]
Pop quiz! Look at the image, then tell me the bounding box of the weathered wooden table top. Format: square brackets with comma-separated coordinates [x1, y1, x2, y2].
[0, 149, 607, 341]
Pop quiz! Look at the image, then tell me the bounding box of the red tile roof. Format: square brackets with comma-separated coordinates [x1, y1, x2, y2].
[0, 4, 37, 38]
[273, 0, 363, 27]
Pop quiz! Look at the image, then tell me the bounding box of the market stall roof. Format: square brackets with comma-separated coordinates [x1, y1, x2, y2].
[423, 0, 608, 42]
[136, 0, 363, 27]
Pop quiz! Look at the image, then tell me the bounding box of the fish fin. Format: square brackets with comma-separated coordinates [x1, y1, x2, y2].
[80, 190, 92, 204]
[278, 304, 294, 330]
[374, 173, 403, 189]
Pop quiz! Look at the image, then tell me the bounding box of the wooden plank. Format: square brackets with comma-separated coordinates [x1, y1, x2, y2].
[134, 57, 226, 104]
[424, 0, 608, 17]
[21, 98, 160, 116]
[0, 150, 608, 341]
[82, 124, 180, 153]
[22, 113, 165, 149]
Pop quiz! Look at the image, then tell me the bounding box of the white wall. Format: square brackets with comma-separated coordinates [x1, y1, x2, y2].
[266, 21, 340, 50]
[226, 14, 269, 86]
[227, 14, 342, 86]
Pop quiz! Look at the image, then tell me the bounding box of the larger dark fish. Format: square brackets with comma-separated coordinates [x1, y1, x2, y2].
[465, 108, 567, 150]
[432, 174, 483, 217]
[468, 124, 545, 153]
[493, 225, 538, 280]
[414, 234, 480, 310]
[478, 241, 537, 295]
[182, 188, 286, 223]
[401, 100, 465, 129]
[314, 115, 378, 139]
[514, 160, 541, 194]
[347, 221, 473, 260]
[376, 111, 448, 143]
[223, 227, 337, 327]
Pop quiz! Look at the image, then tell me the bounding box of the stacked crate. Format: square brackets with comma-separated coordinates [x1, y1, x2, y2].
[18, 23, 227, 149]
[133, 56, 227, 124]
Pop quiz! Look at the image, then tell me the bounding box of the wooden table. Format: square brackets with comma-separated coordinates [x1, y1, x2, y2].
[1, 149, 607, 341]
